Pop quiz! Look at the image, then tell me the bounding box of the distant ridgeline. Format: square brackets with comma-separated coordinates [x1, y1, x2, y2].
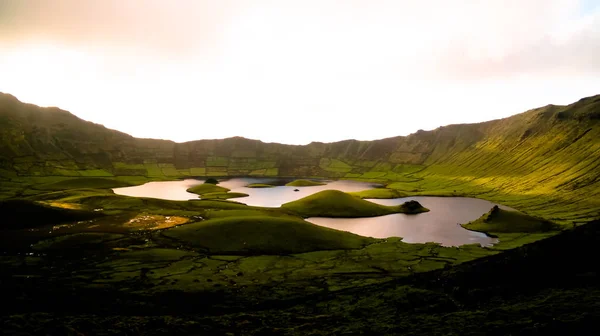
[1, 92, 599, 221]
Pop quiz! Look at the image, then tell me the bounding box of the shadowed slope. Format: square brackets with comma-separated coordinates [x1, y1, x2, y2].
[0, 199, 102, 229]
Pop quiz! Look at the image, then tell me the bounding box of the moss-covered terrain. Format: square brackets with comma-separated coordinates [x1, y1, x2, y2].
[282, 190, 428, 217]
[0, 92, 599, 334]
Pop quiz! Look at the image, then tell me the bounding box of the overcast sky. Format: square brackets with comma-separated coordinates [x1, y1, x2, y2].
[1, 0, 599, 144]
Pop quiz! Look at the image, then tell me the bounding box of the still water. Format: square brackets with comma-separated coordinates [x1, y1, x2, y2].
[112, 179, 204, 201]
[114, 178, 507, 246]
[113, 177, 379, 205]
[219, 178, 380, 207]
[308, 197, 509, 246]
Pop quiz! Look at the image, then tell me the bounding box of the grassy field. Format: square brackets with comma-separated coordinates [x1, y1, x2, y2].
[0, 175, 597, 334]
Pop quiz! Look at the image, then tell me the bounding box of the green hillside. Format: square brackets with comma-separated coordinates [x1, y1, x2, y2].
[1, 92, 599, 223]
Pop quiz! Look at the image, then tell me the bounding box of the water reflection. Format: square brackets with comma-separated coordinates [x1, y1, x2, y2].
[113, 178, 507, 246]
[308, 197, 509, 246]
[221, 178, 380, 207]
[112, 179, 203, 200]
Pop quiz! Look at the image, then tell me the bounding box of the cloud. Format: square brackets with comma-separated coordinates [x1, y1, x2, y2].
[0, 0, 232, 57]
[1, 0, 598, 78]
[435, 3, 600, 79]
[0, 0, 598, 144]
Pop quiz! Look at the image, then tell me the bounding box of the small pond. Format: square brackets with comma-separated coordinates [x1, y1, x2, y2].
[113, 178, 509, 246]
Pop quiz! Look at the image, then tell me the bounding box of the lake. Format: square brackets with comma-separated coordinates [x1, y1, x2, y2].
[113, 178, 507, 246]
[308, 197, 508, 246]
[113, 177, 379, 205]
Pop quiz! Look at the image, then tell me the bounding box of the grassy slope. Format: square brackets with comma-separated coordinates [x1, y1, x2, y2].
[402, 97, 600, 224]
[282, 190, 428, 217]
[162, 216, 374, 254]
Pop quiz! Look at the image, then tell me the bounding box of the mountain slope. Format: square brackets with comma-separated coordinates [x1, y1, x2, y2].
[1, 92, 599, 223]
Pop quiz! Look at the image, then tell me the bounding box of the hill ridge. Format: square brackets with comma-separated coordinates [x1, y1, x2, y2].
[1, 92, 599, 223]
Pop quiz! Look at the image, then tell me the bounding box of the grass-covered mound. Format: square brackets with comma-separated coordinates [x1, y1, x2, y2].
[0, 199, 102, 229]
[463, 206, 562, 234]
[204, 178, 219, 184]
[187, 183, 249, 200]
[186, 183, 230, 195]
[246, 183, 275, 188]
[282, 190, 428, 217]
[397, 200, 430, 214]
[349, 188, 407, 199]
[35, 178, 132, 190]
[162, 216, 374, 254]
[285, 179, 326, 187]
[199, 192, 249, 200]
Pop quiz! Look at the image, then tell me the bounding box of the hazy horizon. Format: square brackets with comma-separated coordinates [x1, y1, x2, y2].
[1, 0, 599, 145]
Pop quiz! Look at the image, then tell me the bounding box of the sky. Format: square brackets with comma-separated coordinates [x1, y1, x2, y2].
[0, 0, 599, 144]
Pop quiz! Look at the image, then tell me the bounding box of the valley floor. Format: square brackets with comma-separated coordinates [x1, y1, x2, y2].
[0, 175, 598, 335]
